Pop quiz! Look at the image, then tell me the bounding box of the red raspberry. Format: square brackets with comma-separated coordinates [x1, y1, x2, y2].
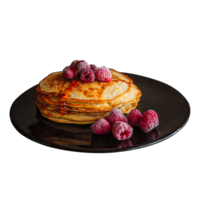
[140, 110, 159, 133]
[70, 67, 78, 77]
[61, 65, 78, 79]
[80, 69, 95, 83]
[95, 66, 112, 82]
[127, 109, 142, 126]
[90, 64, 98, 74]
[77, 60, 90, 74]
[112, 121, 133, 141]
[69, 60, 78, 68]
[106, 108, 127, 126]
[63, 69, 74, 79]
[91, 118, 111, 135]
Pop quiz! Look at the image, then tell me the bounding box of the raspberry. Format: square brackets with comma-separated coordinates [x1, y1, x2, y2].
[63, 69, 75, 79]
[69, 60, 78, 68]
[80, 69, 95, 83]
[95, 66, 112, 82]
[77, 60, 90, 74]
[112, 121, 133, 141]
[90, 64, 98, 74]
[140, 110, 159, 133]
[127, 109, 142, 126]
[61, 65, 78, 79]
[106, 108, 127, 126]
[70, 66, 78, 77]
[91, 118, 111, 135]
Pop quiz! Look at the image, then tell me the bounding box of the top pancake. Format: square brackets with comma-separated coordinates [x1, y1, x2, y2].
[38, 69, 133, 103]
[36, 84, 141, 110]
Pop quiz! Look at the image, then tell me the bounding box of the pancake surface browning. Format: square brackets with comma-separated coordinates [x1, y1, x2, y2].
[36, 69, 141, 124]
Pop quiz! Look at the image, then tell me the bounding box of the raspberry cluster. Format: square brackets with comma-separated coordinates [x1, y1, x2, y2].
[63, 60, 112, 83]
[91, 108, 159, 141]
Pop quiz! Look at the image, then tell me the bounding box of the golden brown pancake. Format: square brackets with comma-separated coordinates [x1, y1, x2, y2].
[38, 69, 133, 102]
[36, 69, 142, 124]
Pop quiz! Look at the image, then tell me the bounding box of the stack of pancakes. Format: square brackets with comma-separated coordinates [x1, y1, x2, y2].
[36, 69, 142, 124]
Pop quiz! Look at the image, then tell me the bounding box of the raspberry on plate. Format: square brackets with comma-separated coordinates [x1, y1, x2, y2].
[91, 118, 111, 135]
[112, 121, 133, 141]
[127, 109, 142, 126]
[80, 69, 95, 83]
[106, 108, 127, 126]
[140, 110, 159, 133]
[77, 60, 90, 74]
[95, 66, 112, 82]
[69, 60, 79, 77]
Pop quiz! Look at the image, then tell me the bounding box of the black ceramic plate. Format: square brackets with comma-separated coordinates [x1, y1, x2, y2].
[10, 73, 190, 153]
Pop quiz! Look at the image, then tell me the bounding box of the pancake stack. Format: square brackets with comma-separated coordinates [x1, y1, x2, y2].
[36, 69, 142, 124]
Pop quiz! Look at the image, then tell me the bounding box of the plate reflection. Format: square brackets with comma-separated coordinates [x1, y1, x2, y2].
[27, 108, 161, 151]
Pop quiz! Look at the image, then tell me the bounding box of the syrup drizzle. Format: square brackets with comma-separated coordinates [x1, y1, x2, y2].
[60, 79, 82, 100]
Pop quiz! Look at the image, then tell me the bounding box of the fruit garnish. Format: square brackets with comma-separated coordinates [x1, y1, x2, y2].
[106, 108, 127, 126]
[91, 118, 111, 134]
[63, 60, 113, 83]
[127, 109, 142, 126]
[140, 110, 159, 133]
[95, 66, 112, 82]
[76, 60, 90, 74]
[80, 69, 95, 83]
[112, 121, 133, 141]
[90, 64, 98, 74]
[69, 60, 78, 68]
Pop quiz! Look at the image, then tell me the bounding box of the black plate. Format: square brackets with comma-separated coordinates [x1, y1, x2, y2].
[10, 73, 190, 153]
